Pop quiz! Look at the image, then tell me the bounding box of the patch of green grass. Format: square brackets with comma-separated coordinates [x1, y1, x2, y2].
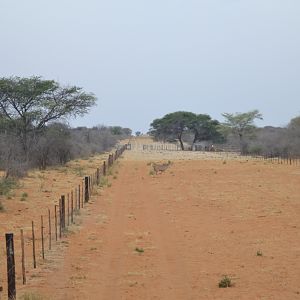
[107, 183, 112, 188]
[218, 275, 232, 288]
[135, 247, 144, 253]
[107, 169, 113, 176]
[0, 177, 18, 196]
[256, 250, 263, 256]
[0, 201, 4, 212]
[149, 170, 155, 176]
[20, 192, 28, 201]
[21, 292, 44, 300]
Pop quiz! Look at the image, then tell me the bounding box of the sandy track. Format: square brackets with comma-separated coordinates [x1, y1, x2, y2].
[19, 154, 300, 300]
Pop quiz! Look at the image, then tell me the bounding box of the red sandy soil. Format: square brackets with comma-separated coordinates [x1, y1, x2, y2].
[0, 153, 110, 299]
[14, 157, 300, 300]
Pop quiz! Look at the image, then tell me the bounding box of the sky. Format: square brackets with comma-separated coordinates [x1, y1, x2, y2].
[1, 0, 300, 133]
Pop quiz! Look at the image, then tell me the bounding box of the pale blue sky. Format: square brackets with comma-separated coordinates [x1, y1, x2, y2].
[1, 0, 300, 132]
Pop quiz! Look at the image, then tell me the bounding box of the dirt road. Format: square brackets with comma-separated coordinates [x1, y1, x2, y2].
[19, 155, 300, 300]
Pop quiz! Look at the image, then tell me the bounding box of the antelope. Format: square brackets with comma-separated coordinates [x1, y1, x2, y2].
[152, 161, 171, 174]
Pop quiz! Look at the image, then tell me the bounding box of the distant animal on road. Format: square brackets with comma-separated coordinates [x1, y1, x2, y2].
[152, 161, 171, 174]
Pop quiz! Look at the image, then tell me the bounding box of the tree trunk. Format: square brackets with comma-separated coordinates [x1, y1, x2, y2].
[178, 134, 184, 150]
[191, 133, 198, 150]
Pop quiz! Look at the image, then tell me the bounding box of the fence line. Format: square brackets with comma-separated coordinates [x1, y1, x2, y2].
[127, 143, 300, 166]
[0, 144, 127, 300]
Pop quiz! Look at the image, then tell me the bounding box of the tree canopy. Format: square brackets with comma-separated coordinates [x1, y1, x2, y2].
[221, 110, 263, 153]
[149, 111, 222, 150]
[0, 76, 97, 153]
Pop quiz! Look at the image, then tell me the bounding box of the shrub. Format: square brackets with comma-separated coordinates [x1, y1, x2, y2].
[0, 178, 18, 196]
[218, 275, 232, 288]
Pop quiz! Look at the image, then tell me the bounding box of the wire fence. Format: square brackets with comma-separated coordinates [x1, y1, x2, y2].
[126, 143, 300, 166]
[0, 145, 127, 300]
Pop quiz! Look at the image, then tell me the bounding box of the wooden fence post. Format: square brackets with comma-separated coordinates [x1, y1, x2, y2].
[81, 182, 84, 208]
[32, 221, 36, 268]
[20, 229, 26, 285]
[89, 176, 91, 196]
[59, 199, 62, 238]
[85, 176, 89, 202]
[67, 194, 70, 226]
[48, 209, 51, 250]
[41, 216, 45, 259]
[54, 205, 58, 241]
[71, 196, 74, 224]
[61, 195, 66, 230]
[78, 185, 81, 209]
[61, 195, 65, 231]
[71, 190, 74, 210]
[6, 233, 16, 300]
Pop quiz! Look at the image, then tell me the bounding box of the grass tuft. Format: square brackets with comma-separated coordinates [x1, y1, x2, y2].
[218, 275, 232, 288]
[21, 292, 44, 300]
[20, 192, 28, 201]
[135, 247, 144, 253]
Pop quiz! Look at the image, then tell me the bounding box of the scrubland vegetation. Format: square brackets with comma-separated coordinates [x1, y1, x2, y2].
[149, 110, 300, 157]
[0, 76, 131, 180]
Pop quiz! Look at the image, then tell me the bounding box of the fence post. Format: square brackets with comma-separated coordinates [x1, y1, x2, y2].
[41, 216, 45, 259]
[20, 229, 26, 285]
[32, 221, 36, 268]
[54, 205, 58, 241]
[85, 176, 89, 202]
[59, 199, 62, 238]
[78, 185, 81, 209]
[6, 233, 16, 300]
[89, 176, 91, 196]
[61, 195, 65, 231]
[48, 209, 51, 250]
[97, 168, 100, 185]
[67, 195, 70, 226]
[81, 182, 84, 208]
[71, 196, 74, 224]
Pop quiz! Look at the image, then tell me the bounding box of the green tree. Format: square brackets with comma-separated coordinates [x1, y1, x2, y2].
[150, 111, 196, 150]
[190, 114, 224, 146]
[0, 76, 96, 155]
[222, 110, 263, 153]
